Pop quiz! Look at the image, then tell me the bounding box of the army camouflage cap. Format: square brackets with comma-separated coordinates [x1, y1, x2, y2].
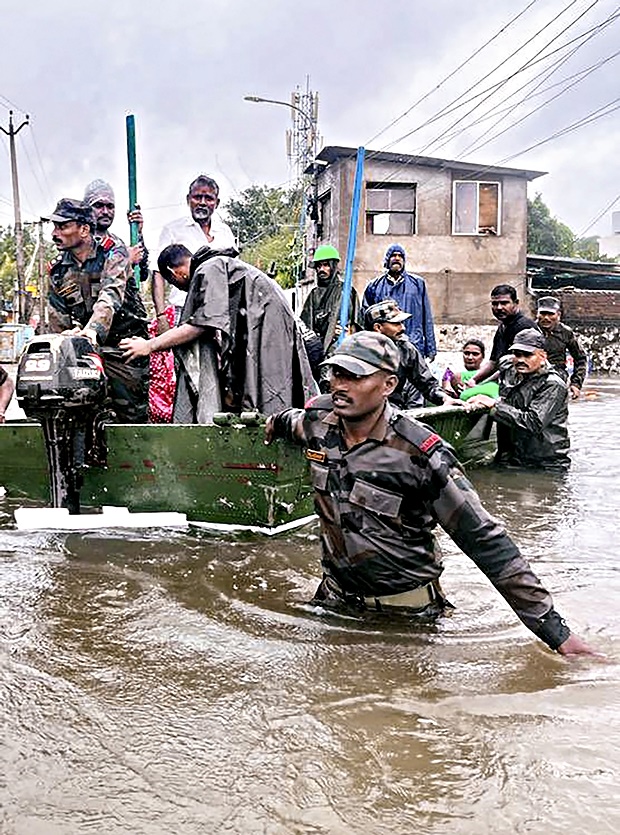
[46, 198, 94, 226]
[509, 328, 546, 353]
[365, 299, 411, 327]
[321, 331, 400, 376]
[537, 296, 561, 313]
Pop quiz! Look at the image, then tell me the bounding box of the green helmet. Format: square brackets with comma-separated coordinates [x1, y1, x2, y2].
[312, 244, 340, 262]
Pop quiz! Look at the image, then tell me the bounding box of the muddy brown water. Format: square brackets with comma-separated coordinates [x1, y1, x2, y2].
[1, 379, 618, 834]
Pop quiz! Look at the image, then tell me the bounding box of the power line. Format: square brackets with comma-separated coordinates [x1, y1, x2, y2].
[364, 0, 541, 147]
[19, 135, 51, 209]
[579, 193, 620, 236]
[28, 124, 54, 205]
[415, 0, 602, 157]
[460, 45, 620, 158]
[494, 95, 620, 166]
[346, 2, 618, 205]
[432, 5, 620, 157]
[0, 92, 28, 115]
[377, 0, 585, 154]
[381, 8, 620, 157]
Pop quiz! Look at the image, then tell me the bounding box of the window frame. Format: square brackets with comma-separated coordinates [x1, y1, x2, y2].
[317, 189, 332, 241]
[365, 181, 417, 237]
[452, 180, 502, 236]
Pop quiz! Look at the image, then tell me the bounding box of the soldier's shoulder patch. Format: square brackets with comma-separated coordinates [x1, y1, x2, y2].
[47, 255, 63, 275]
[101, 235, 115, 252]
[392, 413, 444, 455]
[418, 432, 442, 454]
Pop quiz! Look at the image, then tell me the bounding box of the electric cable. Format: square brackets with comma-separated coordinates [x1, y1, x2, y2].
[458, 43, 620, 158]
[414, 0, 602, 157]
[579, 192, 620, 236]
[365, 0, 541, 147]
[375, 0, 586, 155]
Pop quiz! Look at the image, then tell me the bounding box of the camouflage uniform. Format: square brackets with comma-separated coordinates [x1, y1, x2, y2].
[364, 299, 446, 408]
[271, 393, 571, 650]
[48, 235, 149, 423]
[393, 333, 446, 408]
[542, 322, 587, 389]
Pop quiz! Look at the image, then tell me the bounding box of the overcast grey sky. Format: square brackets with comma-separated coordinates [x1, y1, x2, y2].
[1, 0, 618, 251]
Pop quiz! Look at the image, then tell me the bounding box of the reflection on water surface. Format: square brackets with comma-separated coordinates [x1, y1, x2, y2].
[1, 380, 618, 834]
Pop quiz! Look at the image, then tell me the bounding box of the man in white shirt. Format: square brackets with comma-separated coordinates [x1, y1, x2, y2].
[152, 174, 236, 331]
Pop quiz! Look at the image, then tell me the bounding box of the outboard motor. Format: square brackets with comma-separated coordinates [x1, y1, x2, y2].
[16, 334, 108, 514]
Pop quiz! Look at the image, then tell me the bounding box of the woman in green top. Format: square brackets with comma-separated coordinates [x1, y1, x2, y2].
[443, 339, 499, 400]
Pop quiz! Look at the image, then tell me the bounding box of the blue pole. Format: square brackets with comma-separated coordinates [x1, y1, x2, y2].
[337, 147, 365, 346]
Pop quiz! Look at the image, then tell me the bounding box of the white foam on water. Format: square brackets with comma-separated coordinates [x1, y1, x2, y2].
[189, 514, 317, 537]
[14, 505, 188, 531]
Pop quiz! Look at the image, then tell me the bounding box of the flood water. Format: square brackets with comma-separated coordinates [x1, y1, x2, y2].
[1, 379, 619, 834]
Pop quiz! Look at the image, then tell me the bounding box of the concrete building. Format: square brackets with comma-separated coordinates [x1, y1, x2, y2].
[597, 211, 620, 260]
[308, 146, 545, 325]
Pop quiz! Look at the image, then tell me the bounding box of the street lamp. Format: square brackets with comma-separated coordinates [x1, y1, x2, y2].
[244, 90, 318, 186]
[244, 92, 320, 311]
[243, 95, 313, 129]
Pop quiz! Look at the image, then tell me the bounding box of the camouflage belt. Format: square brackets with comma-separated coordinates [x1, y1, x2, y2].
[364, 582, 436, 611]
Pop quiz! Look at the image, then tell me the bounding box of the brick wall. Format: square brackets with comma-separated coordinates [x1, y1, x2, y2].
[528, 290, 620, 375]
[528, 289, 620, 324]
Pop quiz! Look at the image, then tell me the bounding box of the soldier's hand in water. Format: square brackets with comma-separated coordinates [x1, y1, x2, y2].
[127, 206, 144, 233]
[557, 633, 604, 658]
[120, 336, 152, 361]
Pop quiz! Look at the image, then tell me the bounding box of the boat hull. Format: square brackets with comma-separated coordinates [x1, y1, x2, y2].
[0, 405, 492, 527]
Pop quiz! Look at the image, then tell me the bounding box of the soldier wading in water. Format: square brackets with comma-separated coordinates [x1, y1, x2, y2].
[266, 331, 597, 657]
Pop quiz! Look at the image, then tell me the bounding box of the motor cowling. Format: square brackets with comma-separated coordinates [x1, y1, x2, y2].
[16, 334, 107, 418]
[16, 334, 108, 513]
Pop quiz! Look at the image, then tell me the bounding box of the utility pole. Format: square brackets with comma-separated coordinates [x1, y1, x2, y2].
[0, 110, 30, 323]
[37, 219, 47, 329]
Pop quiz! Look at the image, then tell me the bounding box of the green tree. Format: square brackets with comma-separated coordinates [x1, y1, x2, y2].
[527, 194, 575, 256]
[574, 235, 606, 261]
[0, 224, 56, 320]
[223, 185, 304, 288]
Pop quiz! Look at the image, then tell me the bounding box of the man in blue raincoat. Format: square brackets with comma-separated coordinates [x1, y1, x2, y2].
[362, 244, 436, 361]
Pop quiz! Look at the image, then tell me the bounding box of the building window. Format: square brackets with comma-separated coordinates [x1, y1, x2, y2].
[453, 181, 501, 235]
[317, 190, 331, 240]
[366, 182, 416, 236]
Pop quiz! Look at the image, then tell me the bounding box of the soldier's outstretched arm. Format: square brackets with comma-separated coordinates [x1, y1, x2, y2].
[428, 448, 599, 655]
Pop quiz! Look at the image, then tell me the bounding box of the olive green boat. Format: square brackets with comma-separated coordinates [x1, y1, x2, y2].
[0, 404, 493, 530]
